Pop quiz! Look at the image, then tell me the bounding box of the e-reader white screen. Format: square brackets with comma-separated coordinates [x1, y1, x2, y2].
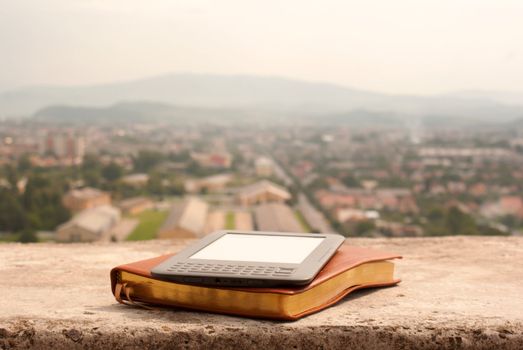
[190, 233, 325, 264]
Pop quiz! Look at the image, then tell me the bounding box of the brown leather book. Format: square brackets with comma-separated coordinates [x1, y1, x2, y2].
[110, 244, 402, 320]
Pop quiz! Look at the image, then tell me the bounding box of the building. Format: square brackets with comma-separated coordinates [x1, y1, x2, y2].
[118, 197, 154, 215]
[16, 177, 27, 194]
[291, 161, 314, 178]
[255, 157, 273, 177]
[315, 190, 357, 208]
[121, 173, 149, 187]
[157, 197, 209, 239]
[184, 173, 232, 193]
[375, 220, 423, 237]
[203, 210, 226, 234]
[62, 187, 111, 213]
[376, 188, 419, 213]
[190, 152, 232, 168]
[418, 147, 519, 161]
[254, 203, 305, 233]
[481, 196, 523, 219]
[336, 208, 380, 223]
[234, 210, 254, 231]
[469, 183, 488, 197]
[236, 180, 291, 206]
[38, 130, 85, 164]
[56, 205, 121, 242]
[315, 187, 418, 214]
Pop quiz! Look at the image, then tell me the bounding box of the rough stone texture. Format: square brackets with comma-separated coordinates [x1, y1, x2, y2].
[1, 236, 522, 349]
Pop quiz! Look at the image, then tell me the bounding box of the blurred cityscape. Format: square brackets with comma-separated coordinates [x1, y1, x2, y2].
[2, 113, 523, 243]
[1, 0, 522, 245]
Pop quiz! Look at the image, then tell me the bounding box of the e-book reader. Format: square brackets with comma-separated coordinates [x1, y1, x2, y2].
[151, 230, 345, 287]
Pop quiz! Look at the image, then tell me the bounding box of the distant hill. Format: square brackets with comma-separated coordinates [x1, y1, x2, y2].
[309, 110, 404, 126]
[1, 73, 523, 121]
[445, 90, 523, 107]
[34, 102, 407, 126]
[33, 101, 271, 124]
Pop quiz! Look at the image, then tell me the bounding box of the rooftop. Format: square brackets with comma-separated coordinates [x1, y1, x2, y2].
[159, 197, 208, 236]
[237, 180, 291, 200]
[65, 187, 107, 200]
[254, 203, 305, 233]
[57, 205, 120, 234]
[1, 236, 522, 349]
[199, 173, 232, 184]
[117, 196, 152, 209]
[121, 173, 149, 183]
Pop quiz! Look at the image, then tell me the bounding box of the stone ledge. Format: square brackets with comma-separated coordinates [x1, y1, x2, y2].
[1, 237, 522, 349]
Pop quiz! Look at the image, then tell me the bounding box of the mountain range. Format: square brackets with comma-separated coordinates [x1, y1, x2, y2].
[1, 73, 522, 122]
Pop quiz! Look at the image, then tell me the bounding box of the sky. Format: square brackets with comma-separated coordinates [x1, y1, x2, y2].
[0, 0, 522, 95]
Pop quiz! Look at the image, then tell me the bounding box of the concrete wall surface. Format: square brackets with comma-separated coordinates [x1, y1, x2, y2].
[0, 236, 522, 349]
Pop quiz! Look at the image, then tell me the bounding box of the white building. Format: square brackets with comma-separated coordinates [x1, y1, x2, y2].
[255, 157, 274, 177]
[184, 173, 232, 193]
[122, 173, 150, 187]
[236, 180, 291, 206]
[38, 130, 86, 163]
[158, 197, 209, 238]
[56, 205, 121, 242]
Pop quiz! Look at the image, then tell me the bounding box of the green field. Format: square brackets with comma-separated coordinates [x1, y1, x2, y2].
[0, 233, 22, 243]
[126, 210, 168, 241]
[294, 210, 312, 233]
[225, 211, 235, 230]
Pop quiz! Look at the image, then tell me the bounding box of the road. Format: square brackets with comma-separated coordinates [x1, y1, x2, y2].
[297, 193, 334, 233]
[270, 157, 335, 234]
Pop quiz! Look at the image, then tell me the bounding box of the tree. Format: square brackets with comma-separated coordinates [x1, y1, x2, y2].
[4, 164, 18, 190]
[355, 220, 376, 236]
[147, 172, 166, 195]
[427, 207, 445, 222]
[102, 162, 123, 182]
[500, 215, 519, 229]
[18, 229, 38, 243]
[445, 206, 477, 235]
[133, 150, 165, 172]
[82, 154, 102, 172]
[81, 154, 102, 186]
[168, 150, 190, 162]
[83, 169, 102, 187]
[341, 174, 359, 188]
[0, 189, 28, 232]
[17, 154, 33, 173]
[21, 175, 71, 230]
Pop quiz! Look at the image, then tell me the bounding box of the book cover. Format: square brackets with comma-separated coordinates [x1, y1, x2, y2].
[111, 244, 402, 320]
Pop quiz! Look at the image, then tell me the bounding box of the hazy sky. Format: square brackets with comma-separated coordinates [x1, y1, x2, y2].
[0, 0, 522, 95]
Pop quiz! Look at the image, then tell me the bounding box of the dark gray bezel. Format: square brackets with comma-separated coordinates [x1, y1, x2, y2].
[151, 230, 345, 287]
